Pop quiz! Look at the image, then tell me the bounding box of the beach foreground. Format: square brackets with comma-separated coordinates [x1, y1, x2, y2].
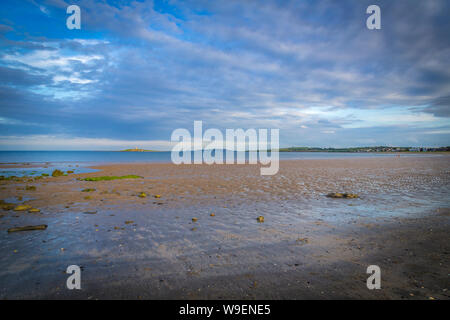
[0, 157, 449, 299]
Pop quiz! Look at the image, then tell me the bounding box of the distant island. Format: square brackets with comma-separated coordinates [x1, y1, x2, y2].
[278, 146, 450, 153]
[120, 147, 160, 152]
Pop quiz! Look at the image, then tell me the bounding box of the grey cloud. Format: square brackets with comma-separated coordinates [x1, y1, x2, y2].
[426, 96, 450, 117]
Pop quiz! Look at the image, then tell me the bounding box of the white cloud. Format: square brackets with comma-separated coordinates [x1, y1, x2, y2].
[0, 135, 175, 151]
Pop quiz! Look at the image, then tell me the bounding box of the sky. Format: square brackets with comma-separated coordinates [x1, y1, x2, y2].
[0, 0, 449, 150]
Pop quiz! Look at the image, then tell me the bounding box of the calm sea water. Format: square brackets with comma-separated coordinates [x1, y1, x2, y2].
[0, 151, 438, 177]
[0, 150, 436, 164]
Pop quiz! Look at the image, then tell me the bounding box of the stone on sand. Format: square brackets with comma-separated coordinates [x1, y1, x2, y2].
[13, 205, 32, 211]
[8, 225, 47, 233]
[326, 192, 359, 199]
[51, 169, 64, 177]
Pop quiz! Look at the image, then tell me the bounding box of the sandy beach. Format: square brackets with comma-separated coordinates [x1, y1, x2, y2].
[0, 157, 449, 299]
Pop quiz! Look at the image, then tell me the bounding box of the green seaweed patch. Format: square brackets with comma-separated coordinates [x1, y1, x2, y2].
[0, 175, 19, 181]
[81, 175, 143, 181]
[51, 169, 64, 177]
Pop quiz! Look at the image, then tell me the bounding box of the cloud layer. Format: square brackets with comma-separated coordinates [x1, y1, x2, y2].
[0, 0, 449, 149]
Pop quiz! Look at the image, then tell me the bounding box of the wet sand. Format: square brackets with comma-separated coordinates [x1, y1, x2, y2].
[0, 157, 449, 299]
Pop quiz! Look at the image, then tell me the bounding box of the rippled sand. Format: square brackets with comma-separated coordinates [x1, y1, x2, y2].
[0, 157, 449, 299]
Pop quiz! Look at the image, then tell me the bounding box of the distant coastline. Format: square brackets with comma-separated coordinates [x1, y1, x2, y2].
[120, 148, 161, 152]
[278, 146, 450, 153]
[119, 146, 450, 153]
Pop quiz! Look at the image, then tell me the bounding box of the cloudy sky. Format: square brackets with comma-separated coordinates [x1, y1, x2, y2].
[0, 0, 449, 150]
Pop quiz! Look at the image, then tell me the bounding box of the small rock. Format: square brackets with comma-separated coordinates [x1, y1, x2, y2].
[210, 213, 215, 217]
[51, 169, 64, 177]
[8, 225, 47, 232]
[192, 217, 198, 222]
[28, 208, 41, 213]
[138, 192, 147, 198]
[296, 237, 309, 244]
[1, 203, 15, 211]
[344, 193, 359, 198]
[326, 192, 359, 199]
[154, 194, 161, 198]
[257, 216, 265, 223]
[13, 205, 32, 211]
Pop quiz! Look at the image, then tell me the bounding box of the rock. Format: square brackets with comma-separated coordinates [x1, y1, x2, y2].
[257, 216, 265, 223]
[327, 193, 344, 198]
[67, 170, 74, 174]
[13, 205, 32, 211]
[326, 192, 359, 199]
[28, 208, 40, 213]
[296, 237, 309, 244]
[25, 185, 36, 191]
[138, 192, 147, 198]
[51, 169, 64, 177]
[83, 211, 97, 214]
[8, 225, 47, 233]
[154, 194, 161, 198]
[192, 217, 198, 222]
[124, 220, 134, 224]
[210, 213, 215, 217]
[82, 188, 96, 192]
[1, 203, 15, 211]
[84, 196, 92, 200]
